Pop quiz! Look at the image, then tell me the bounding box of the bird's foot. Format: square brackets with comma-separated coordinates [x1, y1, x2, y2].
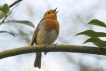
[53, 43, 58, 49]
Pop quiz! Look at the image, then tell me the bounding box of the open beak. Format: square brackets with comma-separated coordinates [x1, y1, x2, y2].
[54, 8, 58, 13]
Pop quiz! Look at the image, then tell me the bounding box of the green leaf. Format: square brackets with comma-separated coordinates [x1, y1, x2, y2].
[0, 10, 5, 19]
[88, 19, 106, 28]
[7, 20, 35, 28]
[0, 4, 9, 15]
[76, 30, 106, 37]
[0, 31, 15, 37]
[83, 37, 106, 47]
[2, 4, 9, 14]
[0, 5, 4, 12]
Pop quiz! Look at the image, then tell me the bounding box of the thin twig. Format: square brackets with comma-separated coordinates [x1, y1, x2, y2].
[0, 11, 12, 25]
[0, 3, 21, 25]
[9, 0, 22, 8]
[0, 0, 22, 24]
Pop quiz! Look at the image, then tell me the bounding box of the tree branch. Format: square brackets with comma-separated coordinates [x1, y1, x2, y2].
[9, 0, 22, 8]
[0, 45, 106, 59]
[0, 8, 13, 24]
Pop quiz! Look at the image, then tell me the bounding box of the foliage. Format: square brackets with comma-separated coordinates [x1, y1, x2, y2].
[0, 2, 34, 36]
[76, 19, 106, 48]
[0, 4, 9, 16]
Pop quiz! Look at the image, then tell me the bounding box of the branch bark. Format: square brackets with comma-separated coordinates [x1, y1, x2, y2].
[9, 0, 22, 8]
[0, 45, 106, 59]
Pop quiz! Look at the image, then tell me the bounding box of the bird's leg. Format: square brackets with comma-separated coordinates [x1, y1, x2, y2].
[43, 44, 48, 55]
[43, 43, 58, 55]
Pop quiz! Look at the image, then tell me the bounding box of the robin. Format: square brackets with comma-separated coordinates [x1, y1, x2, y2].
[30, 8, 59, 69]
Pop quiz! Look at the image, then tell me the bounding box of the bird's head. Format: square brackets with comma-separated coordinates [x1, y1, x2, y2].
[43, 8, 58, 19]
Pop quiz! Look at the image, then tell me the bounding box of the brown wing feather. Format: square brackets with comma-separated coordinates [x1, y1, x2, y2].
[30, 29, 38, 46]
[30, 19, 45, 45]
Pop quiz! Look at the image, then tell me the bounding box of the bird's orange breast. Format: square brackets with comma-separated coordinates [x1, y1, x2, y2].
[45, 19, 59, 35]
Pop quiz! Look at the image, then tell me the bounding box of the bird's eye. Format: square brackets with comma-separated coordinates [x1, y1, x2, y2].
[48, 12, 50, 14]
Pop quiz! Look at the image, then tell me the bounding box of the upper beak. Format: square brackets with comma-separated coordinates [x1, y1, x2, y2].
[54, 8, 58, 13]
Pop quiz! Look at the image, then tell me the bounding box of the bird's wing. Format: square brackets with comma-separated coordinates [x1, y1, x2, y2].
[30, 19, 45, 46]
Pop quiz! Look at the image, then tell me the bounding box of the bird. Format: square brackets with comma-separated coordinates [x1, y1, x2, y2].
[30, 8, 59, 69]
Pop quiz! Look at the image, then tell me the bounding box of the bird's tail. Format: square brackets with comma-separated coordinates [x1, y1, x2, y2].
[34, 52, 42, 69]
